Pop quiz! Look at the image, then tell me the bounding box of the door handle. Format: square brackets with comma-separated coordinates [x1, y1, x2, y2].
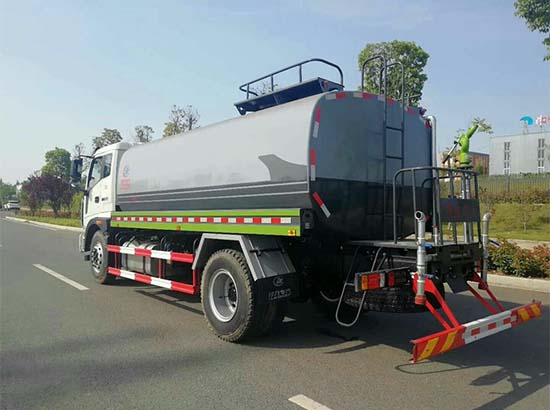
[94, 196, 100, 203]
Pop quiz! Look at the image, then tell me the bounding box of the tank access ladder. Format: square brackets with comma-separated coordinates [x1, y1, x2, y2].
[360, 55, 407, 239]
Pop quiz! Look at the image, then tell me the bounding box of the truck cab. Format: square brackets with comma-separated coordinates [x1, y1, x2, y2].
[72, 142, 131, 254]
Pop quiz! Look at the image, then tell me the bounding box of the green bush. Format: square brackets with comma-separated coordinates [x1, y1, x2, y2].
[489, 239, 547, 278]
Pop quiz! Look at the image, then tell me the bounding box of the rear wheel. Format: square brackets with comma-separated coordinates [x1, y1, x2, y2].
[90, 231, 115, 285]
[201, 249, 280, 342]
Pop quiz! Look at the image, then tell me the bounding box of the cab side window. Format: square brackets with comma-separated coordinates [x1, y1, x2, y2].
[102, 154, 112, 178]
[88, 157, 103, 189]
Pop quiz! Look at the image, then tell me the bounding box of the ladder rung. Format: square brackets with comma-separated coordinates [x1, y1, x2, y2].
[386, 126, 403, 131]
[386, 155, 403, 160]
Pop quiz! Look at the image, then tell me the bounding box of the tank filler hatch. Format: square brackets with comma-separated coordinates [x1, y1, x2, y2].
[234, 58, 344, 115]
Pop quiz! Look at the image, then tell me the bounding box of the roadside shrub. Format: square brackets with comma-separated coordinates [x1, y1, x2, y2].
[532, 244, 550, 277]
[489, 239, 546, 278]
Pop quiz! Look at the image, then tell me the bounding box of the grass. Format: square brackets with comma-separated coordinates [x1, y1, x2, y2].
[442, 203, 550, 242]
[16, 215, 81, 228]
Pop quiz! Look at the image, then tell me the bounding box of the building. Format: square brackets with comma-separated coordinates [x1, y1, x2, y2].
[489, 131, 549, 175]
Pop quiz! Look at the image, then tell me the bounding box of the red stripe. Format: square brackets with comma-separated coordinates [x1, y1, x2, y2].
[236, 217, 244, 224]
[171, 217, 177, 223]
[271, 217, 281, 224]
[253, 217, 261, 224]
[471, 328, 481, 336]
[108, 267, 121, 275]
[310, 149, 316, 165]
[312, 192, 324, 207]
[221, 217, 228, 223]
[386, 98, 395, 104]
[206, 217, 214, 223]
[171, 281, 196, 294]
[182, 217, 189, 223]
[171, 252, 194, 263]
[134, 248, 151, 257]
[135, 273, 152, 284]
[335, 92, 346, 99]
[488, 322, 497, 330]
[315, 107, 321, 122]
[407, 107, 415, 115]
[107, 245, 121, 253]
[362, 93, 374, 99]
[153, 217, 158, 222]
[161, 217, 167, 223]
[503, 317, 512, 325]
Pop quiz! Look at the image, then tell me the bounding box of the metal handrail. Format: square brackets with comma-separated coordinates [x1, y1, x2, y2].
[238, 58, 344, 99]
[361, 55, 386, 93]
[392, 166, 480, 244]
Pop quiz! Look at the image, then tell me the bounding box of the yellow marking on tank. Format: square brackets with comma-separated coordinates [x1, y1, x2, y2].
[418, 337, 440, 361]
[518, 308, 530, 321]
[441, 330, 458, 352]
[530, 304, 541, 317]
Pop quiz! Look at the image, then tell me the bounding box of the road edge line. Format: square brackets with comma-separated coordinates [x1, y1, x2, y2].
[289, 394, 332, 410]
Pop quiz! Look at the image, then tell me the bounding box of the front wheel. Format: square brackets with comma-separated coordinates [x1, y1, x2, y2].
[89, 231, 115, 285]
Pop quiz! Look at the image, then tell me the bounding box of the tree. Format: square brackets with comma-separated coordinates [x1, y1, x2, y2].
[471, 117, 493, 134]
[134, 125, 155, 143]
[92, 128, 122, 150]
[0, 179, 17, 206]
[21, 176, 44, 215]
[163, 105, 200, 137]
[358, 40, 429, 106]
[515, 0, 550, 61]
[38, 174, 73, 217]
[42, 147, 71, 181]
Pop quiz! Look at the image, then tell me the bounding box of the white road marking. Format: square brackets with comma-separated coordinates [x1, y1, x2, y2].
[33, 264, 89, 291]
[289, 395, 332, 410]
[5, 217, 57, 231]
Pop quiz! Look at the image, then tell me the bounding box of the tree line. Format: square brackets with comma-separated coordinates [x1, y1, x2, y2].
[14, 104, 200, 217]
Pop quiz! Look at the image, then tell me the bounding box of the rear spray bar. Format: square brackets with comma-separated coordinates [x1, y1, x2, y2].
[410, 273, 542, 363]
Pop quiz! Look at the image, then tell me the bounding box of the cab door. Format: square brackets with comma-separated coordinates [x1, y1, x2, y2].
[85, 153, 114, 221]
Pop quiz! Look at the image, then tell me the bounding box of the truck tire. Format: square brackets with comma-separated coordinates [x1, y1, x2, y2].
[90, 231, 115, 285]
[201, 249, 260, 342]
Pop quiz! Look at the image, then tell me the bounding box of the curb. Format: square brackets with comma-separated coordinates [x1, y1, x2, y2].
[487, 273, 550, 293]
[5, 216, 83, 233]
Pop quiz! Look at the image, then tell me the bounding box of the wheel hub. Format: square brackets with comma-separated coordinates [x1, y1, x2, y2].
[209, 269, 238, 322]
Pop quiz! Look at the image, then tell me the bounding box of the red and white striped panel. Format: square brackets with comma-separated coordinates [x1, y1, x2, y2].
[462, 309, 514, 344]
[107, 245, 194, 264]
[312, 106, 321, 138]
[325, 92, 346, 100]
[312, 192, 331, 218]
[310, 148, 317, 181]
[108, 267, 196, 294]
[112, 216, 293, 225]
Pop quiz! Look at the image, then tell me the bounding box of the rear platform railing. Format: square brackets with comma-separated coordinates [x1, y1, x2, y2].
[392, 166, 481, 245]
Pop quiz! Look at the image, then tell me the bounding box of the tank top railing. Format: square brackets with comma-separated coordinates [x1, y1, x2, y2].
[392, 166, 481, 246]
[238, 58, 344, 99]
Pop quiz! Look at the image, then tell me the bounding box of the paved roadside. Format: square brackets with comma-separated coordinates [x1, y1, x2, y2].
[1, 214, 549, 410]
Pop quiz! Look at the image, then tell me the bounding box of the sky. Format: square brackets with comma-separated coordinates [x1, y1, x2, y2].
[1, 0, 549, 184]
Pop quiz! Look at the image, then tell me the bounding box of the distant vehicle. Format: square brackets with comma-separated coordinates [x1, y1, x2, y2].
[4, 200, 20, 211]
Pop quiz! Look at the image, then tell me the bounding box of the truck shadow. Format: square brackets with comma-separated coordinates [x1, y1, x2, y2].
[252, 291, 549, 410]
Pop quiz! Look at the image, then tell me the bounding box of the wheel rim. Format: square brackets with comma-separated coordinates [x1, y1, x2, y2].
[208, 268, 238, 322]
[90, 242, 103, 276]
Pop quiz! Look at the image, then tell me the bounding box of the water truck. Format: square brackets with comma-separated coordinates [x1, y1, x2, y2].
[71, 57, 541, 362]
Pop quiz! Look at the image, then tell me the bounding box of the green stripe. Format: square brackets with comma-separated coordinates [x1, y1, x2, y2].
[112, 208, 301, 217]
[112, 221, 301, 237]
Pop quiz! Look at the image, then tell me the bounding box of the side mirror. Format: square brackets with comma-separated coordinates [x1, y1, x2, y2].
[70, 158, 83, 185]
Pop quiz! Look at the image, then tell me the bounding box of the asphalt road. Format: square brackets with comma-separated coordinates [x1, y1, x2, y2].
[1, 214, 549, 410]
